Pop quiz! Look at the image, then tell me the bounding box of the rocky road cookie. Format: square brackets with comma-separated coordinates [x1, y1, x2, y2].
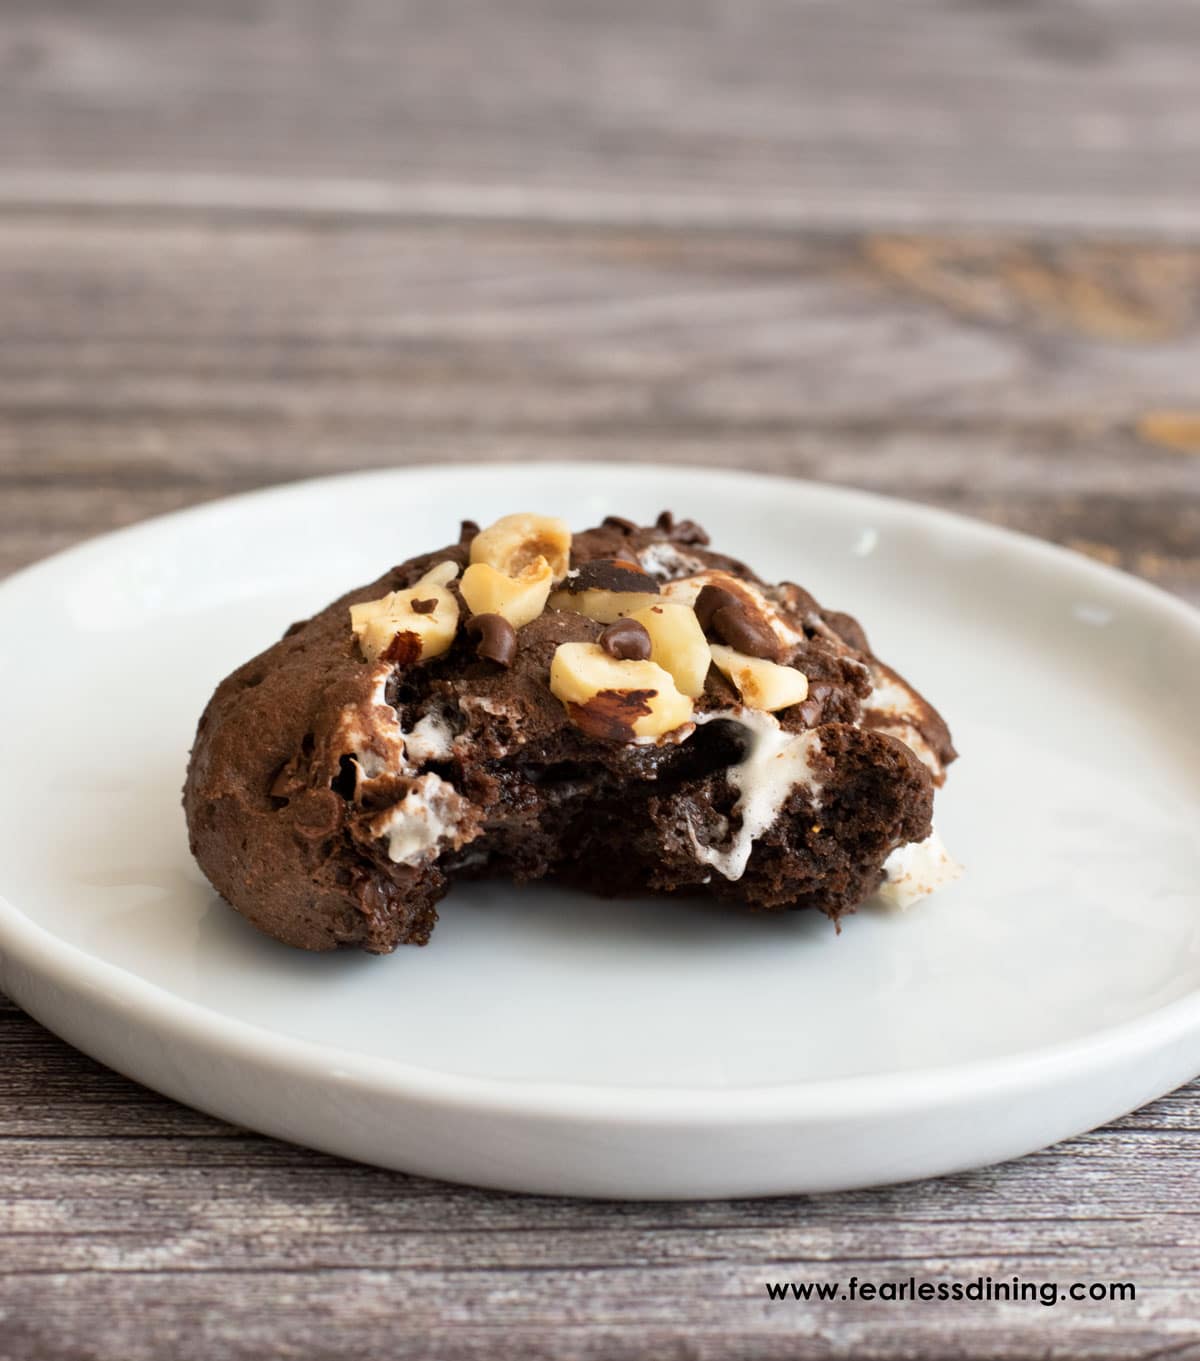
[184, 512, 959, 952]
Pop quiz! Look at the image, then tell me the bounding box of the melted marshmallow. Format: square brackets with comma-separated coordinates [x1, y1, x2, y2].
[459, 694, 520, 719]
[403, 712, 454, 764]
[636, 541, 708, 580]
[866, 670, 924, 720]
[339, 668, 466, 863]
[338, 669, 458, 812]
[370, 772, 466, 866]
[689, 708, 824, 881]
[334, 663, 405, 780]
[876, 829, 961, 909]
[864, 666, 943, 778]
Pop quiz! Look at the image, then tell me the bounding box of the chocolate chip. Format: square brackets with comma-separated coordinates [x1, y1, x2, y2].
[797, 698, 823, 727]
[410, 597, 437, 615]
[563, 559, 659, 595]
[599, 618, 652, 662]
[796, 683, 835, 728]
[654, 510, 709, 545]
[466, 612, 517, 667]
[269, 761, 305, 800]
[292, 788, 343, 840]
[694, 584, 782, 661]
[672, 519, 710, 546]
[711, 604, 782, 660]
[694, 584, 742, 631]
[459, 519, 481, 543]
[602, 515, 638, 533]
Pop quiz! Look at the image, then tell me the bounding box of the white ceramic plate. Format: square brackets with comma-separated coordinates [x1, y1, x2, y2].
[1, 464, 1198, 1198]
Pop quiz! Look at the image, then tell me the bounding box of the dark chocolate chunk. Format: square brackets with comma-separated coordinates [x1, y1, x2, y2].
[459, 519, 481, 543]
[672, 519, 710, 545]
[711, 604, 782, 661]
[694, 583, 741, 631]
[562, 559, 660, 595]
[466, 612, 517, 667]
[796, 698, 823, 727]
[796, 683, 835, 727]
[599, 618, 652, 662]
[269, 760, 306, 800]
[819, 608, 871, 654]
[654, 511, 709, 545]
[410, 597, 437, 615]
[694, 583, 782, 660]
[291, 788, 344, 840]
[602, 515, 638, 533]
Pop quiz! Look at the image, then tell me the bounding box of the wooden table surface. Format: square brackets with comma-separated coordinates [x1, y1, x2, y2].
[2, 2, 1199, 1357]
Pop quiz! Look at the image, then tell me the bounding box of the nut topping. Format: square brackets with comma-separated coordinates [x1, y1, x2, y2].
[629, 602, 711, 698]
[709, 644, 809, 712]
[549, 560, 661, 624]
[549, 585, 662, 624]
[470, 512, 572, 583]
[461, 558, 554, 629]
[349, 561, 460, 664]
[549, 642, 694, 740]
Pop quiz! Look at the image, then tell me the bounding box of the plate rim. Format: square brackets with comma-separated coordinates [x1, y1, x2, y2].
[2, 461, 1199, 1128]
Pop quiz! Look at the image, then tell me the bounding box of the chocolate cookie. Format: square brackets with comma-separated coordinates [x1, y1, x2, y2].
[184, 513, 959, 952]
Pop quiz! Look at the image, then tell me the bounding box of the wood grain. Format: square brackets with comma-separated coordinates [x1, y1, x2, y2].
[2, 1, 1200, 1357]
[2, 0, 1200, 234]
[2, 994, 1199, 1361]
[2, 219, 1198, 602]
